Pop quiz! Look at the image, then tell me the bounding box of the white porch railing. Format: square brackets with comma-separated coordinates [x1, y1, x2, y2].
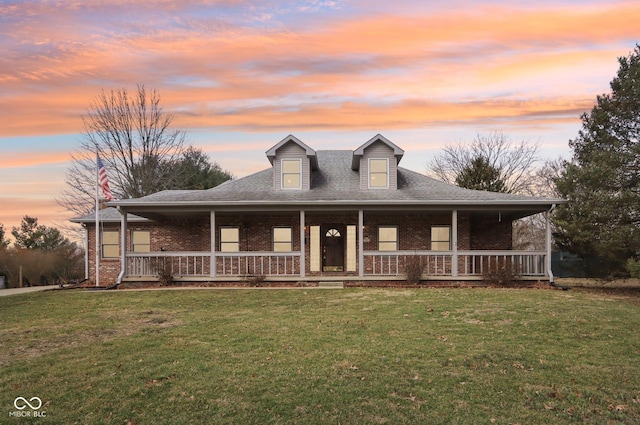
[216, 252, 301, 276]
[364, 251, 452, 276]
[127, 252, 210, 276]
[364, 250, 547, 277]
[126, 252, 301, 277]
[458, 250, 547, 276]
[126, 250, 546, 279]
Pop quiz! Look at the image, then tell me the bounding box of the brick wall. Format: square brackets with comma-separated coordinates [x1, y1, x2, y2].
[86, 222, 123, 285]
[470, 215, 513, 250]
[362, 212, 470, 251]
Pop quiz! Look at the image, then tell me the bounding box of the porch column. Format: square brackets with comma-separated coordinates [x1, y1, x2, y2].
[451, 209, 458, 277]
[358, 209, 364, 277]
[546, 206, 555, 283]
[210, 211, 216, 277]
[117, 207, 128, 284]
[300, 210, 306, 278]
[84, 226, 89, 280]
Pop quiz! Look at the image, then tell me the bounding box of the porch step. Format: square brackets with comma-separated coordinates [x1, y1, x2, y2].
[318, 281, 344, 289]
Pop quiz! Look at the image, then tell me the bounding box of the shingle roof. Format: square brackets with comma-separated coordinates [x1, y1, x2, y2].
[109, 150, 562, 208]
[70, 207, 149, 223]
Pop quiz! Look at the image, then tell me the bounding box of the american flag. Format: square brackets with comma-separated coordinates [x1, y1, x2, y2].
[97, 155, 114, 201]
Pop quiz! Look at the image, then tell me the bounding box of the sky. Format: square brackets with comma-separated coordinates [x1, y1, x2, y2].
[0, 0, 638, 242]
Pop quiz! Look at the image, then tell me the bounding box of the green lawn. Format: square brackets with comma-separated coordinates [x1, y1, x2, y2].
[1, 287, 639, 424]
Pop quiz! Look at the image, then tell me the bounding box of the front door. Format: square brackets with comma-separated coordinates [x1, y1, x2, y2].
[322, 225, 345, 272]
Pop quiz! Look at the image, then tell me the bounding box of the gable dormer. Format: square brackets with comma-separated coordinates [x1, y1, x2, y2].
[352, 134, 404, 190]
[266, 135, 318, 190]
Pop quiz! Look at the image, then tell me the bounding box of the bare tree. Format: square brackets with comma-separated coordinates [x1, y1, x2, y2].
[59, 85, 188, 216]
[428, 131, 540, 195]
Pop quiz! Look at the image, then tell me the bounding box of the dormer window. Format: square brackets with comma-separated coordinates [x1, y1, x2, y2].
[281, 159, 302, 189]
[353, 134, 403, 190]
[369, 158, 389, 188]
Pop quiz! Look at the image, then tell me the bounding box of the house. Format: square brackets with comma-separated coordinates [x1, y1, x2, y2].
[72, 134, 563, 286]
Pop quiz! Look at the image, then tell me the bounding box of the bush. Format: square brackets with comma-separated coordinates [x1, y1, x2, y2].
[626, 258, 640, 278]
[151, 257, 174, 286]
[246, 275, 266, 287]
[482, 260, 517, 286]
[404, 256, 424, 285]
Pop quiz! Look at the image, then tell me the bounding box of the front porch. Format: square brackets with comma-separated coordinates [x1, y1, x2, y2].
[115, 208, 555, 284]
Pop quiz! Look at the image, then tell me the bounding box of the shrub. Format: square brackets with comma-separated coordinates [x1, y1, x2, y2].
[482, 259, 517, 286]
[626, 258, 640, 278]
[404, 256, 424, 285]
[246, 275, 266, 287]
[151, 257, 174, 286]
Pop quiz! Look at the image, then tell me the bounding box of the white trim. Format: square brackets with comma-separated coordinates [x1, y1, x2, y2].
[117, 208, 127, 284]
[431, 225, 452, 251]
[368, 158, 389, 189]
[210, 211, 216, 277]
[281, 158, 302, 190]
[219, 226, 240, 252]
[310, 226, 321, 272]
[358, 210, 364, 277]
[546, 206, 555, 282]
[377, 225, 398, 251]
[273, 226, 293, 252]
[300, 210, 306, 277]
[452, 210, 458, 277]
[347, 225, 356, 272]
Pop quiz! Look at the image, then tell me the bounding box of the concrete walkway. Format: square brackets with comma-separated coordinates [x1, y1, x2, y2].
[0, 285, 59, 297]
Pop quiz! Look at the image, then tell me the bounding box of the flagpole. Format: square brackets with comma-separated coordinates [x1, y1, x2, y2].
[95, 153, 100, 287]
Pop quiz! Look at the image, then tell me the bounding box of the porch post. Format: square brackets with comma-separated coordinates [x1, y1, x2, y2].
[210, 211, 216, 277]
[300, 210, 306, 278]
[358, 209, 364, 277]
[451, 209, 458, 277]
[546, 206, 555, 283]
[117, 207, 128, 284]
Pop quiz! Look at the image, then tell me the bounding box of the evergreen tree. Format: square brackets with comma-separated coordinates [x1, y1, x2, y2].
[0, 223, 8, 249]
[455, 156, 506, 192]
[554, 45, 640, 276]
[11, 216, 68, 251]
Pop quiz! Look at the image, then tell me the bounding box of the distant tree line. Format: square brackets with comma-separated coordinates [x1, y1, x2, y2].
[0, 217, 84, 287]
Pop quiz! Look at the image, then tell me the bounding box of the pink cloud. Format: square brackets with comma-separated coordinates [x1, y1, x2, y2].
[0, 0, 636, 140]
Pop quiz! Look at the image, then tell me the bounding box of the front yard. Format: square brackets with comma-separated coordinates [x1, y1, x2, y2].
[1, 287, 638, 424]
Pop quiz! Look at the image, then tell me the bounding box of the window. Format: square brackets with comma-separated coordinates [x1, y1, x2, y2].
[281, 159, 301, 189]
[220, 227, 240, 252]
[378, 226, 398, 251]
[325, 228, 341, 237]
[369, 158, 389, 188]
[131, 230, 150, 253]
[273, 227, 293, 252]
[431, 226, 451, 251]
[102, 230, 119, 259]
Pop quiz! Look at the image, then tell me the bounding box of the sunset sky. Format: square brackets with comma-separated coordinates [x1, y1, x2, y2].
[0, 0, 638, 241]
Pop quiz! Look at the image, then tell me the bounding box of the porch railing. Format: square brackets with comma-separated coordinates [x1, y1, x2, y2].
[127, 252, 210, 277]
[216, 252, 301, 276]
[458, 251, 547, 277]
[364, 251, 452, 276]
[364, 250, 547, 277]
[125, 250, 546, 279]
[126, 252, 301, 277]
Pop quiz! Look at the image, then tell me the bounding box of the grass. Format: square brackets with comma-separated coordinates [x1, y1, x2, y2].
[1, 287, 639, 424]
